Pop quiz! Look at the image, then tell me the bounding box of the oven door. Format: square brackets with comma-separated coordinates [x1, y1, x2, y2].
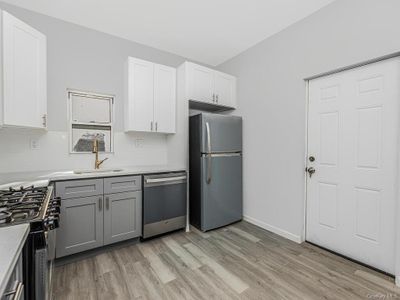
[143, 172, 187, 238]
[35, 228, 55, 300]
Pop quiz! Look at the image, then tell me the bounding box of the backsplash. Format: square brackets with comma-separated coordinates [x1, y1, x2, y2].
[0, 129, 167, 173]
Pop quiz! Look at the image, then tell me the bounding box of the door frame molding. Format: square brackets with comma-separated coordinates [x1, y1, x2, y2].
[303, 53, 400, 285]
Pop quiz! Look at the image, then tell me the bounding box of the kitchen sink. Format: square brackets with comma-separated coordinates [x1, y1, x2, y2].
[73, 168, 124, 175]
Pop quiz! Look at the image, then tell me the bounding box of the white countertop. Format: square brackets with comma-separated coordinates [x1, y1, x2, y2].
[0, 224, 30, 296]
[0, 165, 186, 188]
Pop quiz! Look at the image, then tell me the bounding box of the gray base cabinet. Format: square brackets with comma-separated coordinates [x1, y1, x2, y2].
[57, 196, 104, 257]
[104, 191, 141, 245]
[56, 176, 142, 258]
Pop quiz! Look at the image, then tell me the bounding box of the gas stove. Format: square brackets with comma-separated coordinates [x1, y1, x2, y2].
[0, 184, 61, 299]
[0, 185, 60, 230]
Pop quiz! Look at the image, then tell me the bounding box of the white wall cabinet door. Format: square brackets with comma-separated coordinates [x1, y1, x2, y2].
[126, 57, 154, 132]
[2, 11, 47, 129]
[187, 63, 215, 104]
[154, 64, 176, 133]
[214, 71, 236, 107]
[185, 62, 236, 108]
[125, 57, 176, 133]
[306, 58, 400, 274]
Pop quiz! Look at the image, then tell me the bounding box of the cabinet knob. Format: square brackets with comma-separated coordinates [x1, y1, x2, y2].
[216, 95, 219, 103]
[155, 122, 158, 132]
[212, 94, 215, 102]
[151, 121, 153, 131]
[106, 197, 109, 210]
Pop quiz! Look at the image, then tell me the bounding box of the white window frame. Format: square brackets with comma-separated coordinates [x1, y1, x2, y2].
[67, 89, 115, 154]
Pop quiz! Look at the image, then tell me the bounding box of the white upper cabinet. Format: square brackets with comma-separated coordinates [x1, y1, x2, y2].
[125, 57, 154, 132]
[125, 57, 176, 133]
[153, 64, 176, 133]
[1, 11, 47, 129]
[185, 62, 236, 109]
[187, 63, 214, 104]
[214, 71, 236, 107]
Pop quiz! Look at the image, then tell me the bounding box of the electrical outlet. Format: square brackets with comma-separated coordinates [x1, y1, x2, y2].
[30, 139, 40, 150]
[135, 138, 144, 148]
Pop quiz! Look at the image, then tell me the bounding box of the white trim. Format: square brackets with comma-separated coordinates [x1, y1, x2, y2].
[243, 215, 302, 244]
[67, 90, 115, 154]
[302, 80, 310, 243]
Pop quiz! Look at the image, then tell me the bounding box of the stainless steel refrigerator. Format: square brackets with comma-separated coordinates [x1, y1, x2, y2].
[189, 113, 242, 231]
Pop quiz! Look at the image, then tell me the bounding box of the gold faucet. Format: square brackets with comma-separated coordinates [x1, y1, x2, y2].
[92, 139, 108, 169]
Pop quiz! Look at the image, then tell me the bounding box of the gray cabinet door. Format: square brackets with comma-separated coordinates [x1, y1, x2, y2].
[103, 191, 142, 245]
[56, 195, 104, 258]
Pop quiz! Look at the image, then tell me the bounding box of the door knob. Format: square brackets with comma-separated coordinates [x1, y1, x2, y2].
[307, 167, 316, 178]
[309, 156, 315, 162]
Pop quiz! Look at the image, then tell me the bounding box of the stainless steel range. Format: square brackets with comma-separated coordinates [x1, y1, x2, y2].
[0, 185, 60, 300]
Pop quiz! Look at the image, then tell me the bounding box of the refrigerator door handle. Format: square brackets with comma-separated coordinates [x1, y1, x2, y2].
[206, 122, 212, 183]
[206, 122, 211, 153]
[207, 154, 212, 184]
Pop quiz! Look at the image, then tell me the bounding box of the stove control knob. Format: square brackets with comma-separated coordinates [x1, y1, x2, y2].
[54, 219, 60, 229]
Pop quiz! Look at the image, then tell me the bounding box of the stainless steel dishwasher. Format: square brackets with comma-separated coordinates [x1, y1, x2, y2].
[143, 172, 187, 239]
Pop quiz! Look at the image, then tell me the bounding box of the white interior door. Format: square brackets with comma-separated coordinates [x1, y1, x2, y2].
[3, 11, 47, 128]
[153, 64, 176, 133]
[306, 58, 400, 274]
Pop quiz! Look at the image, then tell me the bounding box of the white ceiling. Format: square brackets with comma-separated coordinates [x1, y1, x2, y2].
[2, 0, 335, 66]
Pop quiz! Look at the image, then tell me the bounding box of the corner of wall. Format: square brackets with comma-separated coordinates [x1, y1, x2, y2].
[243, 215, 302, 244]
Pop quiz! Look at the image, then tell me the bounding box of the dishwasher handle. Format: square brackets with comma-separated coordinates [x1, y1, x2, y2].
[145, 175, 186, 185]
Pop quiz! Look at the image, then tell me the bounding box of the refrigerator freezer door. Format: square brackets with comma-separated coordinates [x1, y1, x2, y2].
[201, 114, 242, 153]
[201, 155, 242, 231]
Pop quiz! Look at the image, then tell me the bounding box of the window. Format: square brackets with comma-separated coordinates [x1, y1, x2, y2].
[68, 90, 114, 153]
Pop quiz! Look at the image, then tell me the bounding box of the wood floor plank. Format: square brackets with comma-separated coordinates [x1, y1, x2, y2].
[137, 243, 176, 284]
[162, 236, 202, 270]
[228, 226, 261, 243]
[53, 221, 400, 299]
[183, 242, 250, 294]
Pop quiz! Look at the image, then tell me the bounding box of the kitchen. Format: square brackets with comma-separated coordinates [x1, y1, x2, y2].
[1, 0, 400, 299]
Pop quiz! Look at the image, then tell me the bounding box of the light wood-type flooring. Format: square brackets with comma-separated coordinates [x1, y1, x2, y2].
[52, 221, 400, 299]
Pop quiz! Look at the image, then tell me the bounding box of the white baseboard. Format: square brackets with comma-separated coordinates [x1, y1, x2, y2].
[396, 275, 400, 287]
[243, 215, 302, 244]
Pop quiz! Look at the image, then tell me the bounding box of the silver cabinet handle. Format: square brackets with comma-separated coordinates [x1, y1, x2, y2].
[98, 197, 102, 211]
[150, 121, 153, 131]
[205, 122, 212, 184]
[212, 93, 215, 102]
[155, 122, 158, 132]
[42, 114, 47, 127]
[106, 197, 109, 210]
[216, 95, 219, 103]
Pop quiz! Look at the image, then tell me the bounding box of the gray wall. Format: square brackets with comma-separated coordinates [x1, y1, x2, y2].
[0, 2, 186, 132]
[217, 0, 400, 240]
[0, 2, 189, 173]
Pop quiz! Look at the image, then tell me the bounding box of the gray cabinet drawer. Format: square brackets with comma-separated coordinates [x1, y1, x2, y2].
[55, 179, 103, 199]
[104, 176, 141, 194]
